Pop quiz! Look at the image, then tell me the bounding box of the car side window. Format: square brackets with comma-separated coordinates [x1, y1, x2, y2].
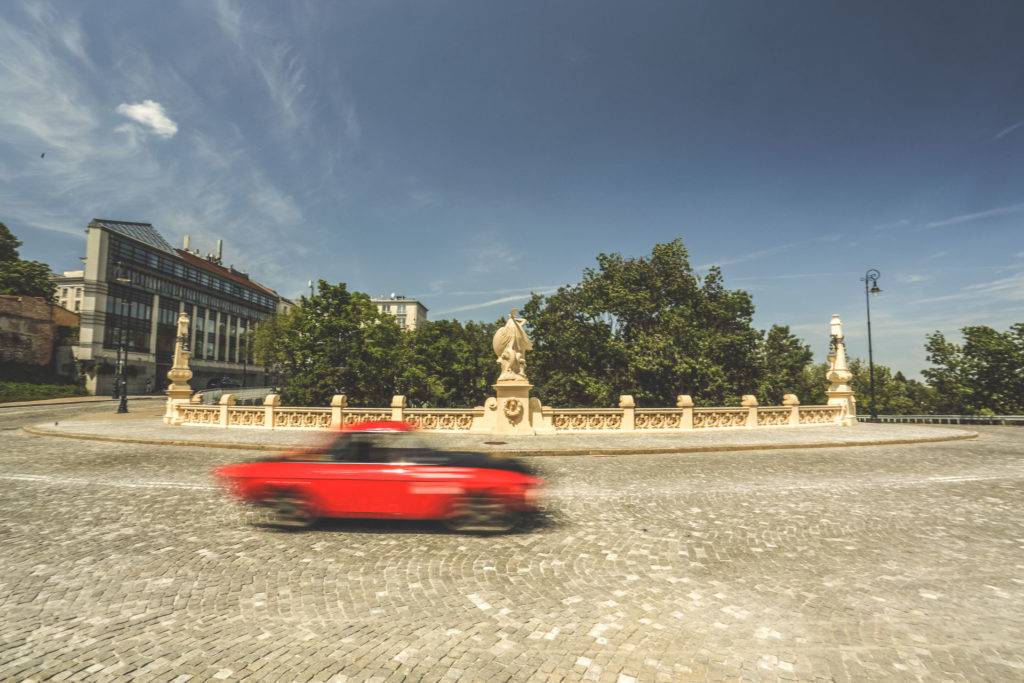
[330, 435, 389, 463]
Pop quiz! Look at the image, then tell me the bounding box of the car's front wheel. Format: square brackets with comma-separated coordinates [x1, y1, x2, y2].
[267, 489, 318, 529]
[444, 493, 519, 534]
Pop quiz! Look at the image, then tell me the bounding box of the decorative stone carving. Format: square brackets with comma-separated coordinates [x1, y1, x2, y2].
[493, 309, 532, 383]
[825, 314, 857, 425]
[164, 312, 194, 424]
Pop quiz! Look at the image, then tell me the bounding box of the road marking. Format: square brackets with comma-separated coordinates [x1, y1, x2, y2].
[0, 473, 216, 491]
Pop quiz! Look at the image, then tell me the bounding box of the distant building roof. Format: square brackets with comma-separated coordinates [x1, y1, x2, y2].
[175, 248, 281, 298]
[89, 219, 177, 255]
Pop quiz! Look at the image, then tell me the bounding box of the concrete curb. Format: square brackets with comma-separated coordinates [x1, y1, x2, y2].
[21, 424, 979, 456]
[1, 396, 164, 409]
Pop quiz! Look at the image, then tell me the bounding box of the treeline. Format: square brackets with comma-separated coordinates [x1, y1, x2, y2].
[253, 240, 1023, 415]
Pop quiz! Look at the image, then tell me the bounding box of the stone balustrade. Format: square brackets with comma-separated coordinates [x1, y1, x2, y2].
[170, 392, 846, 432]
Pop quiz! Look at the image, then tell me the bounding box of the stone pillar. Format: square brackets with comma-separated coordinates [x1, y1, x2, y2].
[264, 393, 280, 429]
[219, 393, 236, 427]
[677, 395, 694, 429]
[826, 314, 857, 425]
[330, 394, 347, 429]
[741, 394, 758, 427]
[619, 395, 635, 432]
[391, 395, 406, 422]
[783, 393, 800, 425]
[470, 381, 541, 435]
[164, 312, 194, 425]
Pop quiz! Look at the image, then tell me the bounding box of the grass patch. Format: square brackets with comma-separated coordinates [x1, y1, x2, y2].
[0, 382, 90, 403]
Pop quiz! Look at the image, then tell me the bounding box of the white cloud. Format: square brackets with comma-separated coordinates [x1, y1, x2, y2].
[897, 273, 929, 284]
[695, 234, 841, 271]
[115, 100, 178, 138]
[994, 120, 1024, 140]
[436, 294, 537, 315]
[925, 202, 1024, 229]
[870, 219, 911, 232]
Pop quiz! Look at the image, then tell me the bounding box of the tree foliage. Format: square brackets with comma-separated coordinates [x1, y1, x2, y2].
[396, 319, 499, 407]
[520, 239, 805, 407]
[923, 324, 1024, 415]
[252, 281, 401, 406]
[0, 221, 57, 301]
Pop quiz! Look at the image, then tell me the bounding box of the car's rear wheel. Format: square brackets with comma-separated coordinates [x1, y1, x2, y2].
[444, 493, 519, 534]
[267, 489, 318, 529]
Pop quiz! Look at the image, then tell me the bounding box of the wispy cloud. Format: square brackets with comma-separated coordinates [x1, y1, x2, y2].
[115, 100, 178, 138]
[436, 292, 553, 315]
[212, 1, 314, 134]
[925, 202, 1024, 228]
[915, 272, 1024, 305]
[870, 219, 911, 232]
[994, 120, 1024, 140]
[897, 273, 929, 284]
[464, 239, 525, 275]
[695, 234, 841, 271]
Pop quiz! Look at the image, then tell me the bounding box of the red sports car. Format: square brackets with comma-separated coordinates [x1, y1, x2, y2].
[213, 421, 543, 533]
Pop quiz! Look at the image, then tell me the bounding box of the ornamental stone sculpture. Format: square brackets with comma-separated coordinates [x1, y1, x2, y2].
[163, 312, 194, 424]
[492, 309, 532, 382]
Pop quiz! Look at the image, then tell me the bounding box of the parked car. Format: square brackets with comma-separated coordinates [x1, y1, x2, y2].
[206, 377, 241, 389]
[213, 421, 544, 533]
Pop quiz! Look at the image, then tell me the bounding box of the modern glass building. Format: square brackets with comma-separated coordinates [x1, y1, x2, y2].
[62, 219, 292, 395]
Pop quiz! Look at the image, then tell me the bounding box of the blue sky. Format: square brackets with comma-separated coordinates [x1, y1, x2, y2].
[3, 1, 1023, 380]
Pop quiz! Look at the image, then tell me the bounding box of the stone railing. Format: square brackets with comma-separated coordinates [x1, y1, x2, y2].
[169, 391, 848, 433]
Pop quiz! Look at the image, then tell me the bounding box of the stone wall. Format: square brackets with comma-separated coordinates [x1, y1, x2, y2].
[0, 296, 79, 367]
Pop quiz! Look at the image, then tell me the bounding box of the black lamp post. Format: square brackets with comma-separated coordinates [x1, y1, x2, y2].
[861, 269, 882, 420]
[114, 262, 131, 414]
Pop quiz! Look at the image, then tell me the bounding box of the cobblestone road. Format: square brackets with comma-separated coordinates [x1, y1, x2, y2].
[1, 412, 1022, 682]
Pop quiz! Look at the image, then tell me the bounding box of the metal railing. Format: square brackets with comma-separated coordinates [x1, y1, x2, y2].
[871, 414, 1024, 426]
[194, 386, 275, 406]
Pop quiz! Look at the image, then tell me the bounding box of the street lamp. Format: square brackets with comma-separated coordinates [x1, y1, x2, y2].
[114, 262, 131, 414]
[861, 269, 882, 420]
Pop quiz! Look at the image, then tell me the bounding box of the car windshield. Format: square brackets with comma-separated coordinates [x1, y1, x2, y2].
[329, 430, 430, 463]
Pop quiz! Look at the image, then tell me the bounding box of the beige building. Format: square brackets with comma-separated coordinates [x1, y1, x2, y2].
[67, 219, 291, 395]
[51, 269, 85, 312]
[371, 294, 428, 330]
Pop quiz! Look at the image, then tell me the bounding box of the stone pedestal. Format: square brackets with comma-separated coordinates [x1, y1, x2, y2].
[163, 312, 195, 425]
[825, 314, 857, 426]
[470, 381, 555, 435]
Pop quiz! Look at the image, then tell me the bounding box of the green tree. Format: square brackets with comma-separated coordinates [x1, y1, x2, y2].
[252, 280, 402, 406]
[0, 221, 57, 301]
[521, 239, 768, 407]
[756, 324, 814, 405]
[847, 359, 937, 416]
[395, 319, 499, 407]
[923, 324, 1024, 414]
[792, 359, 936, 415]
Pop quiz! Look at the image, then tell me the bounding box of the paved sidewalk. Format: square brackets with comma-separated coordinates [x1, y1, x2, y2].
[23, 411, 978, 455]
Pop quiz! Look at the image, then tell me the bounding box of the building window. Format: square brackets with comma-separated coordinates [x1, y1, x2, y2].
[397, 304, 406, 314]
[396, 316, 406, 329]
[381, 304, 391, 313]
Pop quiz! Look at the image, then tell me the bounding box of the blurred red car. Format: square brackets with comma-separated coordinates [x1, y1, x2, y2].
[213, 421, 543, 533]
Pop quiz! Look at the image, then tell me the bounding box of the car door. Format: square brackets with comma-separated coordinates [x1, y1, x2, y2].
[314, 433, 408, 516]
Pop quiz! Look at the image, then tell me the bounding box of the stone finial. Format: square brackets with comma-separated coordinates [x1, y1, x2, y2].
[741, 394, 758, 407]
[782, 394, 800, 406]
[390, 395, 407, 408]
[618, 395, 635, 408]
[676, 395, 694, 408]
[263, 393, 281, 407]
[330, 394, 348, 408]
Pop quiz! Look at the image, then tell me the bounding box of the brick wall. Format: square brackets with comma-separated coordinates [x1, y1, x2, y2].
[0, 296, 79, 366]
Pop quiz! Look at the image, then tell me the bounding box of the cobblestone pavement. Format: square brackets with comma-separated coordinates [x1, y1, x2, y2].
[1, 415, 1022, 681]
